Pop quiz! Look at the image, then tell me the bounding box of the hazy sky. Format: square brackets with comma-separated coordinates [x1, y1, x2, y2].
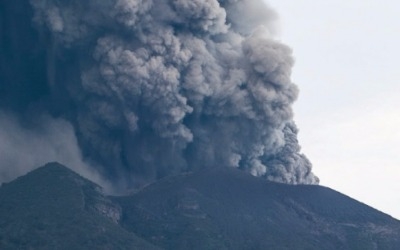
[266, 0, 400, 219]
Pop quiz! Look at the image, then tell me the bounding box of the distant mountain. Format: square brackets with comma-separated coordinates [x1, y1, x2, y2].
[1, 163, 399, 249]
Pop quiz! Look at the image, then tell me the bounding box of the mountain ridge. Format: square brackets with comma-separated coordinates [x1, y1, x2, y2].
[114, 166, 400, 249]
[0, 163, 399, 249]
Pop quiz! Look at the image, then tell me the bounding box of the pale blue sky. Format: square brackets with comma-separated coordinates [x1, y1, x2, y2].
[266, 0, 400, 219]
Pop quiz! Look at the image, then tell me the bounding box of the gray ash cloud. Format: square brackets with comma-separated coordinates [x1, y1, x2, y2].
[0, 0, 318, 191]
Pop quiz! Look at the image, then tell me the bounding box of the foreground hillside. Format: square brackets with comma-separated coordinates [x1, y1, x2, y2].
[1, 163, 399, 249]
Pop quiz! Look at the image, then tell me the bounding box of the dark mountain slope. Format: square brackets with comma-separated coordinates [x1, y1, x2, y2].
[114, 167, 400, 250]
[1, 163, 399, 249]
[0, 163, 158, 250]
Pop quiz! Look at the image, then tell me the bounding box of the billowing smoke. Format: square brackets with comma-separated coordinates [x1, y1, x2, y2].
[0, 0, 318, 191]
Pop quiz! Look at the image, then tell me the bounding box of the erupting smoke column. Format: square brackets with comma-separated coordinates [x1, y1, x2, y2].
[1, 0, 319, 189]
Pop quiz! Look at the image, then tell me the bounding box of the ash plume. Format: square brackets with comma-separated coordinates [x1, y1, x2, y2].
[0, 0, 318, 190]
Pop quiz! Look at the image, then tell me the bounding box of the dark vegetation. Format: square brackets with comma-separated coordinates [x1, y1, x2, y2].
[0, 163, 399, 249]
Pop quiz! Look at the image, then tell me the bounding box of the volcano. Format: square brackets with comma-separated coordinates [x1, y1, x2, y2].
[1, 1, 399, 249]
[0, 163, 399, 249]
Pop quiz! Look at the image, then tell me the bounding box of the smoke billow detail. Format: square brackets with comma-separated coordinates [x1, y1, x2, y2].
[0, 0, 318, 190]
